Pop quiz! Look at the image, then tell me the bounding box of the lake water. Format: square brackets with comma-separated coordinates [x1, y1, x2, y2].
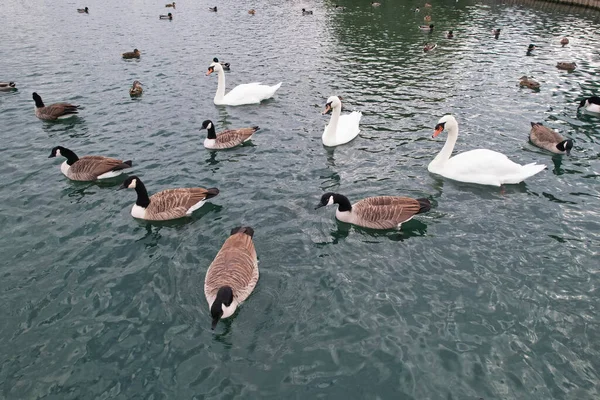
[1, 0, 600, 398]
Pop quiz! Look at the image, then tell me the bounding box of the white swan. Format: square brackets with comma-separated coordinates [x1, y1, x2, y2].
[321, 96, 362, 147]
[206, 58, 282, 106]
[428, 115, 546, 186]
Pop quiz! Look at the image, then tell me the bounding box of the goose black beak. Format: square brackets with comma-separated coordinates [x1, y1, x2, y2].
[211, 318, 219, 330]
[315, 203, 326, 210]
[566, 149, 571, 156]
[48, 154, 55, 158]
[117, 183, 126, 190]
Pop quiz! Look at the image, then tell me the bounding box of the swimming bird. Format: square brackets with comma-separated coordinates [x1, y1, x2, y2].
[519, 76, 540, 90]
[118, 176, 219, 221]
[335, 5, 346, 10]
[419, 24, 434, 32]
[428, 115, 546, 186]
[526, 44, 536, 56]
[204, 226, 258, 330]
[129, 80, 143, 97]
[206, 58, 282, 106]
[424, 15, 431, 22]
[447, 30, 454, 38]
[423, 43, 437, 52]
[322, 96, 362, 147]
[165, 2, 175, 8]
[48, 146, 132, 181]
[77, 7, 88, 13]
[248, 9, 256, 15]
[414, 7, 420, 12]
[200, 120, 259, 150]
[220, 62, 230, 71]
[209, 6, 217, 12]
[0, 82, 17, 92]
[122, 49, 141, 59]
[160, 12, 173, 20]
[556, 62, 576, 71]
[32, 92, 79, 121]
[302, 8, 313, 15]
[560, 37, 569, 47]
[493, 28, 501, 39]
[371, 2, 381, 7]
[315, 193, 431, 230]
[578, 96, 600, 113]
[529, 123, 573, 155]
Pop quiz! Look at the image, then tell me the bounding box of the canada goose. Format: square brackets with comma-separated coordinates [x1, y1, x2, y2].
[209, 6, 217, 12]
[48, 146, 132, 181]
[122, 49, 141, 59]
[371, 2, 381, 6]
[529, 123, 573, 155]
[526, 44, 536, 56]
[519, 76, 540, 90]
[200, 120, 259, 150]
[77, 7, 88, 13]
[129, 80, 143, 97]
[160, 12, 173, 20]
[560, 37, 569, 47]
[118, 176, 219, 221]
[446, 30, 454, 39]
[205, 226, 258, 330]
[302, 8, 313, 15]
[578, 96, 600, 113]
[556, 62, 576, 71]
[32, 92, 79, 121]
[419, 24, 434, 32]
[414, 7, 420, 12]
[0, 82, 17, 92]
[315, 193, 431, 229]
[165, 2, 175, 8]
[248, 9, 256, 15]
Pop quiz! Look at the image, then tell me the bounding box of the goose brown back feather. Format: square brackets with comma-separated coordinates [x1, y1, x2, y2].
[204, 228, 259, 304]
[529, 122, 568, 154]
[68, 156, 132, 181]
[352, 196, 430, 229]
[146, 187, 219, 220]
[37, 102, 79, 120]
[212, 127, 259, 149]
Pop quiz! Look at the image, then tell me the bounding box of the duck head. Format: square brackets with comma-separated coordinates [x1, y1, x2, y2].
[322, 96, 342, 115]
[211, 286, 235, 329]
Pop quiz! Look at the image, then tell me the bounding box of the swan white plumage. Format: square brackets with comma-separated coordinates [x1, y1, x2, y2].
[206, 58, 282, 106]
[428, 115, 546, 186]
[321, 96, 362, 147]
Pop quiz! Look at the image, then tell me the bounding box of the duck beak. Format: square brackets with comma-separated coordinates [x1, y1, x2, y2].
[322, 104, 332, 115]
[433, 125, 444, 138]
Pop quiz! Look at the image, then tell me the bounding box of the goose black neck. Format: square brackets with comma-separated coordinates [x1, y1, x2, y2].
[134, 180, 151, 208]
[206, 124, 217, 139]
[33, 93, 45, 108]
[334, 194, 352, 212]
[61, 148, 79, 165]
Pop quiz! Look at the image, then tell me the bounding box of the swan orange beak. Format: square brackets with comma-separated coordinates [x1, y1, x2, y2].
[206, 66, 214, 76]
[322, 104, 332, 115]
[433, 124, 444, 138]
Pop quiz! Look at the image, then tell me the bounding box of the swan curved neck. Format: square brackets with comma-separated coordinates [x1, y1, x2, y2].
[324, 106, 341, 139]
[214, 68, 226, 103]
[433, 124, 458, 165]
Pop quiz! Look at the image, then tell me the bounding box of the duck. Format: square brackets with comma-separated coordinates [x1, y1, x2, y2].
[493, 28, 501, 39]
[423, 43, 437, 52]
[424, 15, 432, 22]
[446, 30, 454, 38]
[209, 6, 217, 12]
[129, 80, 143, 97]
[165, 2, 175, 8]
[205, 226, 258, 330]
[302, 8, 313, 15]
[201, 119, 259, 150]
[519, 76, 540, 90]
[77, 7, 88, 13]
[560, 37, 569, 47]
[118, 176, 219, 221]
[122, 49, 141, 59]
[529, 122, 573, 155]
[248, 9, 256, 15]
[526, 44, 536, 56]
[32, 92, 79, 121]
[578, 96, 600, 113]
[556, 62, 576, 71]
[206, 58, 282, 106]
[322, 96, 362, 147]
[315, 193, 431, 230]
[160, 12, 173, 20]
[428, 115, 546, 186]
[419, 24, 434, 32]
[371, 2, 381, 7]
[48, 146, 132, 181]
[0, 82, 17, 92]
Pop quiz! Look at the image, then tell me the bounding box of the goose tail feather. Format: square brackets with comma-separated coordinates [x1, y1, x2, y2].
[205, 188, 220, 199]
[230, 226, 254, 237]
[416, 198, 431, 214]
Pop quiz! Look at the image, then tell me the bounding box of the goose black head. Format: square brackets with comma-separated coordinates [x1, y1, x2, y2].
[556, 139, 573, 156]
[118, 175, 139, 190]
[211, 286, 234, 330]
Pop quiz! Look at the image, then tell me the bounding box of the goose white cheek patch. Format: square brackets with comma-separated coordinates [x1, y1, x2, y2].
[327, 196, 334, 206]
[207, 123, 212, 130]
